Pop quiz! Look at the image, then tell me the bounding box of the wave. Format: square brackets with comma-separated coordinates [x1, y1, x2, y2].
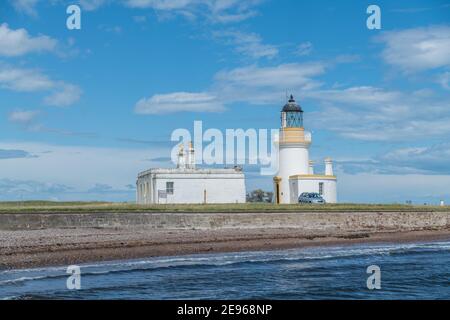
[0, 274, 67, 285]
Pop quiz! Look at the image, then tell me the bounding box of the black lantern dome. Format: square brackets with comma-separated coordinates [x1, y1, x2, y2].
[282, 95, 302, 112]
[281, 95, 303, 127]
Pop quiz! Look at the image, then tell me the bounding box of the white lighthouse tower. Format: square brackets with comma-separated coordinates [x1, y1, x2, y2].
[274, 95, 337, 204]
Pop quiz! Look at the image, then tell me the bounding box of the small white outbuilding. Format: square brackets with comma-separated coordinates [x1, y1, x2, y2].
[136, 143, 246, 204]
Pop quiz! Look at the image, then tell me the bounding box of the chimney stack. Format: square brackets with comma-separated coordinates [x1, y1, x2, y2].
[177, 144, 186, 169]
[324, 157, 333, 176]
[187, 141, 195, 169]
[308, 160, 315, 175]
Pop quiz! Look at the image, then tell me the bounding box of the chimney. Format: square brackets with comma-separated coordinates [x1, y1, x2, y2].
[308, 160, 315, 175]
[177, 144, 186, 169]
[187, 141, 195, 169]
[324, 157, 333, 176]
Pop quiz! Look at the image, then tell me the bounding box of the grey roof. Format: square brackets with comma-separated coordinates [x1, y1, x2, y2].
[282, 95, 303, 112]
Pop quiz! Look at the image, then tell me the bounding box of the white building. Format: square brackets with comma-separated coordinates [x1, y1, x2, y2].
[136, 143, 246, 204]
[274, 95, 337, 204]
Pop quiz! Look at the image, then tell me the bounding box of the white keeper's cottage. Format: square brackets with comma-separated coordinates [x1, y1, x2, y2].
[136, 143, 246, 204]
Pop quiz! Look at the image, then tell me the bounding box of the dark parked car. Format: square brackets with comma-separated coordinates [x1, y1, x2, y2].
[298, 192, 326, 204]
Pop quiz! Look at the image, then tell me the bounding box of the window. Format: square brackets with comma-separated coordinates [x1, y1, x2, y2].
[285, 111, 303, 127]
[166, 182, 174, 195]
[319, 182, 324, 196]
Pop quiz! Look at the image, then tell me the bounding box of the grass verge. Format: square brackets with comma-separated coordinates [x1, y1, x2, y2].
[0, 201, 448, 214]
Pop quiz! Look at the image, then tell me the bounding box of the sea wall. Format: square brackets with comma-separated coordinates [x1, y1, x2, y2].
[0, 211, 448, 233]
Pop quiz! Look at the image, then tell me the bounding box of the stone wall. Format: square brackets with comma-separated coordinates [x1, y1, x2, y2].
[0, 211, 448, 232]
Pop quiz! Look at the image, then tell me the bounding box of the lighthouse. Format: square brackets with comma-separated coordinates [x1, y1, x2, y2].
[273, 95, 337, 204]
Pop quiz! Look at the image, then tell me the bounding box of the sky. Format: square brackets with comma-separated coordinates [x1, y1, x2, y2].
[1, 0, 450, 203]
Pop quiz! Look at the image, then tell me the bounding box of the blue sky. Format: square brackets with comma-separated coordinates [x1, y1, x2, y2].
[1, 0, 450, 203]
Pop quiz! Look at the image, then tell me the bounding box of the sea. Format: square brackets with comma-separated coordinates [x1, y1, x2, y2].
[1, 240, 449, 300]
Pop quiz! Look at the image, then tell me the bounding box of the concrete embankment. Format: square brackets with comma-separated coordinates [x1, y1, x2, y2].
[0, 211, 448, 232]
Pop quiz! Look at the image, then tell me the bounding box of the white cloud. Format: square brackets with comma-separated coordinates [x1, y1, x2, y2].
[0, 178, 72, 196]
[79, 0, 108, 11]
[135, 91, 225, 114]
[377, 25, 450, 72]
[215, 63, 325, 90]
[0, 23, 56, 56]
[308, 85, 450, 141]
[437, 71, 450, 90]
[125, 0, 262, 23]
[306, 86, 402, 105]
[10, 0, 39, 16]
[295, 42, 313, 56]
[214, 63, 326, 104]
[337, 143, 450, 176]
[0, 65, 54, 91]
[0, 64, 81, 106]
[8, 109, 95, 137]
[380, 143, 450, 174]
[44, 83, 83, 107]
[213, 30, 278, 59]
[98, 24, 123, 34]
[125, 0, 194, 10]
[8, 110, 40, 124]
[88, 183, 113, 192]
[208, 0, 263, 23]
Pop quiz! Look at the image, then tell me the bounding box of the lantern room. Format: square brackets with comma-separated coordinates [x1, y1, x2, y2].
[281, 94, 303, 128]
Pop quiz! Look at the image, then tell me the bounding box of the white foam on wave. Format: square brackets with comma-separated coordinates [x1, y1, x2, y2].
[1, 295, 19, 300]
[0, 275, 48, 285]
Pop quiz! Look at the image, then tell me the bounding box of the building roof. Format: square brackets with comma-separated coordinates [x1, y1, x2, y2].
[138, 167, 244, 178]
[282, 95, 303, 112]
